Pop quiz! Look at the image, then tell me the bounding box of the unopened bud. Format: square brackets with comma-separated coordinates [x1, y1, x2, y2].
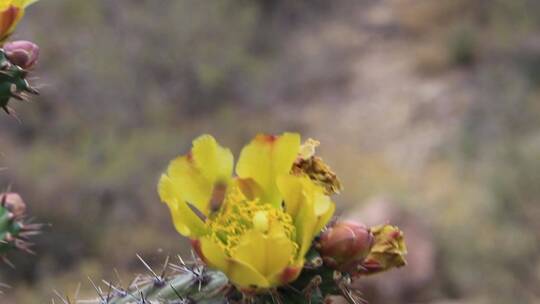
[318, 220, 373, 272]
[358, 224, 407, 275]
[4, 40, 39, 69]
[0, 192, 26, 218]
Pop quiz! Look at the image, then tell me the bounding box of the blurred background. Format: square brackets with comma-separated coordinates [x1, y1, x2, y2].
[1, 0, 540, 303]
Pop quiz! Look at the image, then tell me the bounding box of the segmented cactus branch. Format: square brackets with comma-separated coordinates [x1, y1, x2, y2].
[70, 255, 231, 304]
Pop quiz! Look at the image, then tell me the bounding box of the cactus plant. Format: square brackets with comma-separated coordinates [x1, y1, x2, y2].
[75, 252, 359, 304]
[75, 222, 404, 304]
[68, 133, 406, 304]
[0, 47, 39, 115]
[0, 192, 41, 266]
[54, 133, 407, 304]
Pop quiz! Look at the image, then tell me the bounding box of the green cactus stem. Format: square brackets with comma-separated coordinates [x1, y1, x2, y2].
[71, 255, 231, 304]
[0, 48, 39, 115]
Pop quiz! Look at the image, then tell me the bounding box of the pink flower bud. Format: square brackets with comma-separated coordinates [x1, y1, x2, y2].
[318, 220, 374, 272]
[4, 40, 39, 69]
[0, 192, 26, 218]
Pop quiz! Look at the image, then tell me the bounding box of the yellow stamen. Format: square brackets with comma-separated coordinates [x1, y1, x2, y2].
[206, 186, 296, 257]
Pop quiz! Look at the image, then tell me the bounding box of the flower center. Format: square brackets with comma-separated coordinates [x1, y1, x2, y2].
[206, 186, 297, 256]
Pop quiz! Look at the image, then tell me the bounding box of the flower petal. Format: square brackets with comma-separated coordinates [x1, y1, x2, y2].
[278, 175, 335, 258]
[236, 133, 301, 207]
[158, 175, 207, 237]
[0, 5, 19, 39]
[298, 193, 335, 258]
[0, 0, 36, 41]
[192, 135, 233, 184]
[235, 177, 263, 201]
[276, 174, 304, 219]
[314, 199, 335, 234]
[17, 0, 39, 8]
[294, 201, 318, 259]
[198, 236, 230, 271]
[200, 236, 270, 289]
[231, 229, 296, 286]
[227, 229, 296, 287]
[227, 259, 271, 289]
[166, 155, 213, 214]
[163, 135, 233, 216]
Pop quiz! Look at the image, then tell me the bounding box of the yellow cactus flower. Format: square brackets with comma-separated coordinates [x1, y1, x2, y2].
[158, 133, 336, 290]
[0, 0, 37, 43]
